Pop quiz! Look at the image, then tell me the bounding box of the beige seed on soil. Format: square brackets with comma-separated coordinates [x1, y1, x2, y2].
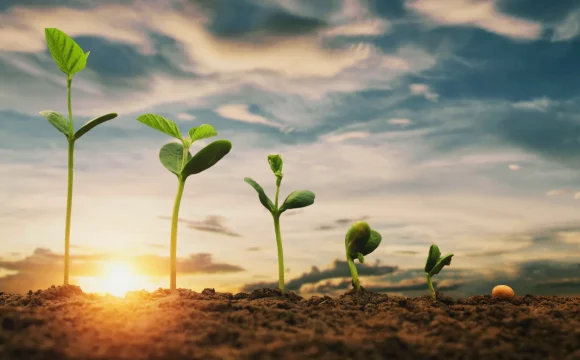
[492, 285, 515, 299]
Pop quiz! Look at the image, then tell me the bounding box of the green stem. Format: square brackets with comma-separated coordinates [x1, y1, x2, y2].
[67, 76, 74, 130]
[347, 255, 360, 290]
[170, 178, 186, 291]
[63, 140, 74, 285]
[273, 215, 284, 293]
[426, 273, 435, 300]
[180, 145, 189, 171]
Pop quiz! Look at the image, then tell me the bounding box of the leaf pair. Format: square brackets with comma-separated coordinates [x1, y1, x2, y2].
[40, 111, 118, 141]
[137, 113, 231, 179]
[424, 244, 453, 276]
[345, 221, 382, 263]
[245, 178, 314, 215]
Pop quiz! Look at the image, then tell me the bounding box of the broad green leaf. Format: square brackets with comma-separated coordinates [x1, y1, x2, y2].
[181, 140, 232, 178]
[424, 244, 441, 273]
[137, 114, 182, 140]
[73, 113, 118, 140]
[357, 253, 365, 263]
[361, 230, 382, 256]
[268, 154, 283, 175]
[345, 221, 371, 257]
[244, 177, 275, 213]
[188, 124, 217, 143]
[39, 110, 71, 137]
[44, 28, 89, 76]
[278, 190, 315, 214]
[159, 142, 192, 176]
[428, 253, 453, 277]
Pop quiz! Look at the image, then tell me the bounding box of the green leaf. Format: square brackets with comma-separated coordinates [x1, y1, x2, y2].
[188, 124, 217, 143]
[268, 154, 283, 175]
[39, 110, 71, 137]
[428, 253, 454, 277]
[44, 28, 89, 77]
[137, 114, 182, 140]
[345, 221, 371, 257]
[424, 244, 441, 273]
[244, 177, 275, 213]
[73, 113, 118, 140]
[159, 142, 192, 176]
[181, 140, 232, 178]
[278, 190, 315, 214]
[361, 230, 382, 256]
[357, 253, 365, 263]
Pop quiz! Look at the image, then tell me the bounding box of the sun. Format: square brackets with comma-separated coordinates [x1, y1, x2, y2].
[77, 260, 156, 297]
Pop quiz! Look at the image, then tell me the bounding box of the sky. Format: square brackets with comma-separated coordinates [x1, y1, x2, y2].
[0, 0, 579, 298]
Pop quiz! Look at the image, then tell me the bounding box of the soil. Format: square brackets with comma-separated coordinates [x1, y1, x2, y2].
[0, 285, 578, 360]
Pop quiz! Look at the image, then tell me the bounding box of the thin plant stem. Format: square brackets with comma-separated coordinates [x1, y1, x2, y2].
[273, 215, 284, 292]
[426, 273, 435, 300]
[63, 75, 74, 286]
[170, 178, 186, 291]
[347, 255, 360, 290]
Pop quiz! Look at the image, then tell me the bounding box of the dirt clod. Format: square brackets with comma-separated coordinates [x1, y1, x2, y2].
[0, 285, 578, 360]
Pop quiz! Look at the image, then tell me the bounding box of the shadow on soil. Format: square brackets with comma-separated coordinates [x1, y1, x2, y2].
[0, 285, 578, 360]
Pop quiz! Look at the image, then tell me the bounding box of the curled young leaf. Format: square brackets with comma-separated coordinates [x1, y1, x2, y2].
[159, 142, 192, 176]
[39, 110, 71, 137]
[181, 140, 232, 178]
[137, 114, 182, 140]
[268, 154, 283, 176]
[44, 28, 89, 77]
[345, 221, 382, 260]
[244, 177, 275, 213]
[428, 253, 454, 277]
[278, 190, 315, 214]
[424, 244, 441, 274]
[188, 124, 217, 143]
[73, 113, 118, 140]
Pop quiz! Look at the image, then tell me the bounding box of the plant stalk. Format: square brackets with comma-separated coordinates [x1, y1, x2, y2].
[426, 273, 435, 300]
[63, 75, 74, 286]
[273, 215, 284, 293]
[347, 255, 360, 290]
[170, 178, 186, 291]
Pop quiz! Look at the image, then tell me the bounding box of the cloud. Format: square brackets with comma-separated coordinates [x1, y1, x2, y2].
[508, 164, 520, 171]
[240, 258, 397, 292]
[158, 215, 242, 237]
[405, 0, 543, 40]
[388, 118, 412, 126]
[551, 9, 580, 41]
[176, 112, 196, 121]
[323, 18, 390, 36]
[575, 193, 580, 200]
[320, 131, 370, 142]
[512, 97, 554, 112]
[215, 104, 286, 130]
[246, 247, 261, 252]
[546, 189, 573, 196]
[409, 83, 439, 101]
[314, 215, 370, 231]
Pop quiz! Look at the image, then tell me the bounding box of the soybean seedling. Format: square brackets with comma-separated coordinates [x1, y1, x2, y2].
[345, 221, 382, 291]
[40, 28, 118, 285]
[245, 154, 315, 293]
[424, 244, 454, 300]
[136, 114, 231, 291]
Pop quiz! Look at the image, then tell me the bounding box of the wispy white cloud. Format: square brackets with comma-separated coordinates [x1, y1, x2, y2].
[575, 192, 580, 200]
[323, 18, 390, 37]
[546, 188, 573, 196]
[405, 0, 543, 40]
[176, 112, 196, 121]
[551, 9, 580, 42]
[508, 164, 520, 171]
[215, 104, 285, 130]
[512, 97, 554, 112]
[320, 131, 370, 142]
[409, 83, 439, 101]
[388, 118, 412, 126]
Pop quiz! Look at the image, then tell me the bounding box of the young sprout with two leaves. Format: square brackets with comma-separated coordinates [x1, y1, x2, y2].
[424, 244, 454, 300]
[245, 154, 315, 293]
[40, 28, 118, 285]
[136, 114, 232, 291]
[345, 221, 382, 291]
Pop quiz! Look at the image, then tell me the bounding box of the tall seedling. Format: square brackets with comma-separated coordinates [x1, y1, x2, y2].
[245, 154, 315, 293]
[40, 28, 118, 285]
[136, 114, 232, 290]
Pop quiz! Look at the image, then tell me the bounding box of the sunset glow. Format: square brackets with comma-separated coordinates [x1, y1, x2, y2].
[77, 261, 157, 297]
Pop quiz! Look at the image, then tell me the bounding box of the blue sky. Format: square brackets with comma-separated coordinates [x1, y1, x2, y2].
[0, 0, 579, 297]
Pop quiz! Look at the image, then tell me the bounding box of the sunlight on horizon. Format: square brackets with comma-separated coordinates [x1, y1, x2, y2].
[76, 260, 159, 297]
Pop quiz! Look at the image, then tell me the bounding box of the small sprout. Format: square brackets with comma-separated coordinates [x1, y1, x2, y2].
[424, 244, 454, 300]
[492, 285, 515, 299]
[40, 28, 118, 285]
[136, 114, 231, 291]
[344, 221, 382, 291]
[245, 154, 315, 293]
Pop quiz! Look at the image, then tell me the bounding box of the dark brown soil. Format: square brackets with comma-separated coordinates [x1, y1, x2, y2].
[0, 285, 578, 360]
